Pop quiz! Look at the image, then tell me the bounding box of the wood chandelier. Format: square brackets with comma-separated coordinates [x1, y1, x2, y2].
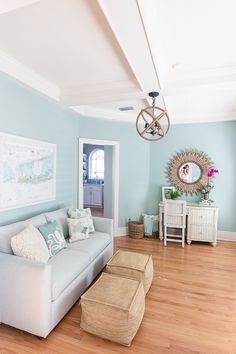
[136, 92, 170, 141]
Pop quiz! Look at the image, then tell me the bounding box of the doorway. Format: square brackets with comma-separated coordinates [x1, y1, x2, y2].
[78, 138, 119, 234]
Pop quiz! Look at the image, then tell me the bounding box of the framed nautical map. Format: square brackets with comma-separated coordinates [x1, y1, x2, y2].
[0, 133, 56, 211]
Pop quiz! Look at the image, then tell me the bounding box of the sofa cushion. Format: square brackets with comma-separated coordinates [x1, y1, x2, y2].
[49, 248, 90, 301]
[67, 232, 111, 262]
[0, 221, 25, 254]
[44, 208, 69, 238]
[0, 214, 47, 254]
[24, 214, 47, 228]
[38, 221, 67, 257]
[11, 225, 50, 263]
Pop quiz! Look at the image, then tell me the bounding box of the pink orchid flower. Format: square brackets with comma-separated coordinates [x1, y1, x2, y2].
[207, 168, 219, 177]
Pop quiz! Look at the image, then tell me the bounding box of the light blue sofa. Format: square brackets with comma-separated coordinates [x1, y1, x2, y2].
[0, 207, 113, 337]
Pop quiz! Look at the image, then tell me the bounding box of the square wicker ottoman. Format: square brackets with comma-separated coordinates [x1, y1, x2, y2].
[105, 250, 153, 294]
[80, 272, 145, 346]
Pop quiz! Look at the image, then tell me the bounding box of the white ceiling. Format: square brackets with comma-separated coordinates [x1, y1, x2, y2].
[0, 0, 236, 124]
[0, 0, 40, 15]
[0, 0, 138, 90]
[139, 0, 236, 123]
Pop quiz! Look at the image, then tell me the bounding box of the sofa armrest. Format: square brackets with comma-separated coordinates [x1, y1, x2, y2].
[92, 217, 114, 238]
[0, 252, 52, 337]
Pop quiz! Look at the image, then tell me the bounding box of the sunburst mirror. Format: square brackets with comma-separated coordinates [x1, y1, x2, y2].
[167, 149, 214, 194]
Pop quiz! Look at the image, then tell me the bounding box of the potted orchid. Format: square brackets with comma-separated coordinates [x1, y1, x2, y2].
[201, 168, 219, 200]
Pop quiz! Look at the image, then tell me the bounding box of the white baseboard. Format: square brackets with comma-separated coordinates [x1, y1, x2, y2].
[115, 228, 236, 241]
[217, 230, 236, 242]
[115, 227, 128, 237]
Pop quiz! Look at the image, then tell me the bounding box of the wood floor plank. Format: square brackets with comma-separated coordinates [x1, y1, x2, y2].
[1, 237, 236, 353]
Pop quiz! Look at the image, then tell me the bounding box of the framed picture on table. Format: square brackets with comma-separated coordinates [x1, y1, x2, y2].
[162, 186, 175, 201]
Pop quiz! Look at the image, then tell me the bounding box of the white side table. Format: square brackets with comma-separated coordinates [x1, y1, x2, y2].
[159, 202, 219, 246]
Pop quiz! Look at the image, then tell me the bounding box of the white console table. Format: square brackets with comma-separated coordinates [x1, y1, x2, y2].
[159, 202, 219, 246]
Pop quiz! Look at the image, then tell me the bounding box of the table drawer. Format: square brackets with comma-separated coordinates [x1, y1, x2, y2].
[189, 209, 215, 225]
[189, 225, 215, 242]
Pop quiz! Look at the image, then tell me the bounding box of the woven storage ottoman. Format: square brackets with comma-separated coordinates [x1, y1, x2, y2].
[80, 272, 145, 346]
[105, 250, 153, 294]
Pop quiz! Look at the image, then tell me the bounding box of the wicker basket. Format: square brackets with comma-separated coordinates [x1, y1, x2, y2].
[128, 221, 144, 239]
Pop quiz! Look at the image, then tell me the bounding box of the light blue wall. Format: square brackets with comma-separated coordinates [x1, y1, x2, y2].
[0, 73, 235, 232]
[147, 121, 236, 231]
[78, 117, 151, 227]
[0, 73, 151, 228]
[0, 73, 79, 225]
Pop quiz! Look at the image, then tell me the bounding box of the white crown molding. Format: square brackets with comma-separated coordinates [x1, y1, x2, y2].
[0, 50, 59, 101]
[72, 105, 135, 122]
[72, 105, 236, 125]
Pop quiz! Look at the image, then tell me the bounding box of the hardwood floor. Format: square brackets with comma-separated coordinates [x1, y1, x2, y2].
[1, 237, 236, 354]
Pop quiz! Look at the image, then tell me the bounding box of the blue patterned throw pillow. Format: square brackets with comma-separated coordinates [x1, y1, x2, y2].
[68, 207, 92, 219]
[67, 218, 89, 242]
[38, 221, 67, 257]
[142, 213, 159, 221]
[68, 208, 95, 233]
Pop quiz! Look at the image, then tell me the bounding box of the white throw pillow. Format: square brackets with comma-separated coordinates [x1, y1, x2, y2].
[68, 208, 95, 233]
[67, 218, 89, 242]
[11, 224, 50, 263]
[142, 213, 159, 221]
[68, 207, 91, 219]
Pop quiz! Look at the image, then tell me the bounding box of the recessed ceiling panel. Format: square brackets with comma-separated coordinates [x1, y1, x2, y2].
[0, 0, 138, 88]
[165, 90, 236, 123]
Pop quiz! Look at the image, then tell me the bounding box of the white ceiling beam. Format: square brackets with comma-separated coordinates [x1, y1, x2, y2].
[97, 0, 163, 105]
[61, 80, 146, 106]
[0, 0, 40, 14]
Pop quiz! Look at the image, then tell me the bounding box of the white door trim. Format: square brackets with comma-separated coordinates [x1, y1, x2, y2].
[78, 138, 120, 234]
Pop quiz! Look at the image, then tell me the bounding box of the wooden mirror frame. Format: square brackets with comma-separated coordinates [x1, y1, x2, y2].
[166, 149, 214, 194]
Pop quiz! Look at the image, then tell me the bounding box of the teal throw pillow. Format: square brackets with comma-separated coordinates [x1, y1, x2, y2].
[38, 221, 67, 257]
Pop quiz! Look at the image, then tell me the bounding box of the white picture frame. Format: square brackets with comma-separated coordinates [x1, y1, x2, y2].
[0, 132, 56, 211]
[162, 186, 175, 201]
